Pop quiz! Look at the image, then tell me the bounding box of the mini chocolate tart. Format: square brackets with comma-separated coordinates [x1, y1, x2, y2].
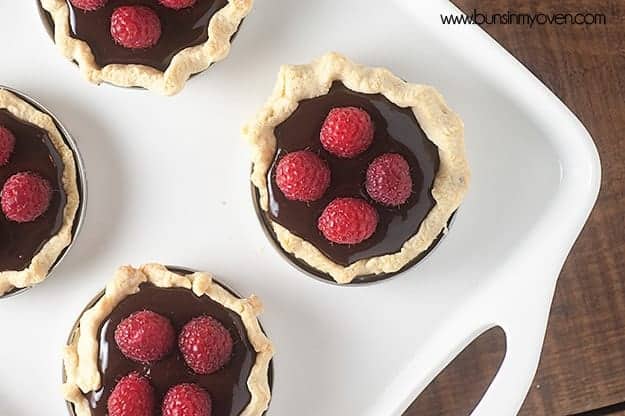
[62, 264, 274, 416]
[245, 53, 470, 285]
[39, 0, 253, 95]
[0, 87, 82, 297]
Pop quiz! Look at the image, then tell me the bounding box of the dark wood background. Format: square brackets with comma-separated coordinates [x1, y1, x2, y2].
[405, 1, 625, 415]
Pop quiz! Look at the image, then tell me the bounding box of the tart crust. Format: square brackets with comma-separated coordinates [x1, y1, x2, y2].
[0, 89, 79, 296]
[40, 0, 253, 96]
[244, 52, 471, 284]
[62, 263, 274, 416]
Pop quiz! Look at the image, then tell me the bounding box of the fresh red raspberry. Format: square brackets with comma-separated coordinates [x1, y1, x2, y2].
[162, 384, 212, 416]
[179, 316, 233, 375]
[111, 6, 161, 49]
[366, 153, 413, 206]
[318, 197, 378, 244]
[114, 310, 175, 363]
[159, 0, 197, 10]
[320, 107, 374, 158]
[1, 172, 52, 223]
[275, 150, 331, 202]
[69, 0, 107, 11]
[0, 126, 16, 166]
[107, 372, 155, 416]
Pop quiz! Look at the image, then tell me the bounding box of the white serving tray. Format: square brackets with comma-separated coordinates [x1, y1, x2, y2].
[0, 1, 600, 415]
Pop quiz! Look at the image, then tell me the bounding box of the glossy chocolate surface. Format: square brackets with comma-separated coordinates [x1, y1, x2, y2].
[264, 82, 440, 267]
[254, 186, 450, 284]
[86, 281, 256, 416]
[60, 0, 228, 72]
[0, 109, 66, 271]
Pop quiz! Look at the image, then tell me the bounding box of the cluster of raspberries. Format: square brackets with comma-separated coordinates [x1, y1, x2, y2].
[275, 107, 413, 245]
[0, 126, 52, 223]
[108, 311, 233, 416]
[70, 0, 199, 49]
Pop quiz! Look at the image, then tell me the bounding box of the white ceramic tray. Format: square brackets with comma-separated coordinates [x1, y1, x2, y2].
[0, 1, 601, 415]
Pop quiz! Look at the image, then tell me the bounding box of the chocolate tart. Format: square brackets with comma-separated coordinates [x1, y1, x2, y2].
[39, 0, 253, 95]
[0, 87, 83, 297]
[245, 53, 470, 285]
[62, 263, 274, 416]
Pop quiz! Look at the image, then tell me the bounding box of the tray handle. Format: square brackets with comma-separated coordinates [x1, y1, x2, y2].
[469, 321, 545, 415]
[465, 260, 559, 415]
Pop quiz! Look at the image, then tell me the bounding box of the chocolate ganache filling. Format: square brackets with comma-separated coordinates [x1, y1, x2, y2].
[45, 0, 229, 72]
[0, 109, 66, 271]
[264, 82, 440, 267]
[84, 279, 257, 416]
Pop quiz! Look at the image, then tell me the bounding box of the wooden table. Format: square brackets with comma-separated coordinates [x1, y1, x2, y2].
[405, 1, 625, 415]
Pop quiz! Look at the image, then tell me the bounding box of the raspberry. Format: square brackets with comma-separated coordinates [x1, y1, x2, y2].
[318, 197, 378, 244]
[275, 151, 331, 202]
[114, 310, 175, 363]
[1, 172, 52, 223]
[320, 107, 374, 158]
[159, 0, 197, 10]
[111, 6, 161, 49]
[69, 0, 107, 11]
[0, 126, 15, 166]
[107, 373, 155, 416]
[366, 153, 413, 206]
[162, 384, 212, 416]
[179, 316, 233, 375]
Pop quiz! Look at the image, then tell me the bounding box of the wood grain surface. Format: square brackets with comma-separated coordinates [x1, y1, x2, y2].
[404, 1, 625, 415]
[405, 327, 507, 415]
